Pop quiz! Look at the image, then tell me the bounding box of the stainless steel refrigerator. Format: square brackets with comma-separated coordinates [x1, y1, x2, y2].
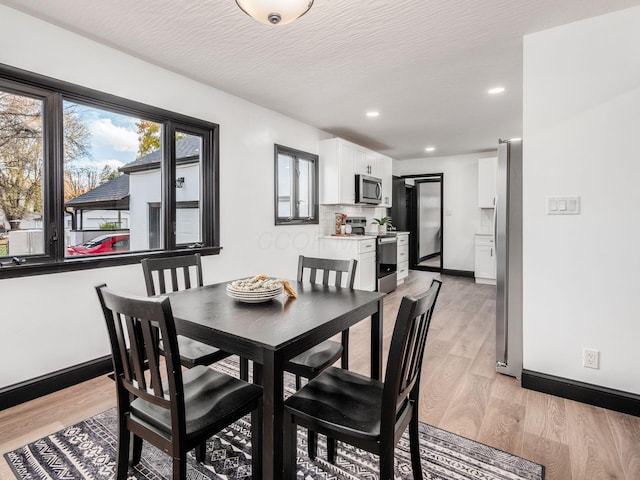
[495, 140, 523, 378]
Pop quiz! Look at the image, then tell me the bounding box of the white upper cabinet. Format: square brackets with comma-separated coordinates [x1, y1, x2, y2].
[380, 154, 392, 207]
[478, 157, 497, 207]
[320, 137, 392, 206]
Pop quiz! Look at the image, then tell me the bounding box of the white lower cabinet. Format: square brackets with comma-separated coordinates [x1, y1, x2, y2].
[474, 234, 496, 285]
[318, 237, 377, 291]
[396, 233, 409, 284]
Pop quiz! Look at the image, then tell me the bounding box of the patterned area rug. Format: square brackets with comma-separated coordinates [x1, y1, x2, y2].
[5, 359, 544, 480]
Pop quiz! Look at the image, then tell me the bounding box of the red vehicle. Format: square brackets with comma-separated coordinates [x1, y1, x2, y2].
[66, 233, 130, 256]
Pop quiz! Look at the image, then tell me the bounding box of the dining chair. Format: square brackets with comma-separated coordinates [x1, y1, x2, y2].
[285, 255, 357, 388]
[283, 279, 442, 480]
[141, 254, 248, 379]
[283, 255, 357, 458]
[95, 284, 263, 480]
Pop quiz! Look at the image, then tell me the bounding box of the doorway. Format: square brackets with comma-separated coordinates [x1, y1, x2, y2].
[407, 174, 443, 273]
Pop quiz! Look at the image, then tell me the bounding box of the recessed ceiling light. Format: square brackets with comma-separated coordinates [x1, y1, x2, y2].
[510, 137, 522, 142]
[366, 111, 379, 118]
[488, 87, 505, 95]
[425, 146, 436, 152]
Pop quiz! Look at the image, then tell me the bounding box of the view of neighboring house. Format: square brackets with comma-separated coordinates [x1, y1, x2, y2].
[64, 173, 130, 247]
[64, 134, 203, 252]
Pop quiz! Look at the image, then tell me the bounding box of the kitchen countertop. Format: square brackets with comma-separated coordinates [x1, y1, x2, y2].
[320, 231, 410, 240]
[320, 234, 378, 240]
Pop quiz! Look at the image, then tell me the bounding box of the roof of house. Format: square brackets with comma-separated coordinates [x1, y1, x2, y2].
[120, 135, 201, 173]
[65, 174, 129, 210]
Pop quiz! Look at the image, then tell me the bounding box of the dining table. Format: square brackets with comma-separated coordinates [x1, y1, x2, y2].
[165, 279, 386, 480]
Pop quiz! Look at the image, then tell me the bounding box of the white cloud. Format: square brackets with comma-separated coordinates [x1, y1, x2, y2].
[74, 158, 125, 170]
[90, 118, 138, 153]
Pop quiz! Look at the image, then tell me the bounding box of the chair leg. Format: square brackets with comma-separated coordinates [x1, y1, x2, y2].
[116, 423, 131, 479]
[239, 357, 249, 381]
[195, 442, 207, 462]
[129, 433, 143, 466]
[283, 412, 297, 479]
[307, 430, 317, 459]
[409, 412, 424, 480]
[251, 404, 263, 480]
[340, 329, 349, 369]
[327, 436, 337, 463]
[379, 449, 395, 480]
[172, 455, 186, 480]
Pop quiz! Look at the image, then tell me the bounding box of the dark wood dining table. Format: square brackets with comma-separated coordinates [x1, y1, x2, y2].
[165, 279, 386, 480]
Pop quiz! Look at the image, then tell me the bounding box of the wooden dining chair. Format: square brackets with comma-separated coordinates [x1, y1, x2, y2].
[285, 255, 357, 389]
[141, 254, 248, 379]
[283, 255, 357, 458]
[283, 279, 442, 480]
[95, 284, 263, 480]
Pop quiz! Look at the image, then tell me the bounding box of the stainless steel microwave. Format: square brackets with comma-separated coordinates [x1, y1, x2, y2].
[355, 174, 382, 205]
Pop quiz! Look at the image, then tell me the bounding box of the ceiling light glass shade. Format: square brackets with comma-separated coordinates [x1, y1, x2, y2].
[235, 0, 314, 25]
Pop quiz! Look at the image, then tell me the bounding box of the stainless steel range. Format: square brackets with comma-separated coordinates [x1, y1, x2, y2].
[376, 235, 397, 293]
[344, 217, 397, 293]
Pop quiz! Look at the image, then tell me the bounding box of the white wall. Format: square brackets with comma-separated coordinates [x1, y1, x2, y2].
[394, 153, 495, 272]
[523, 6, 640, 394]
[0, 6, 323, 388]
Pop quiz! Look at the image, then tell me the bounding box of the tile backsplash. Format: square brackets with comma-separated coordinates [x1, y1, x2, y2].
[320, 205, 389, 235]
[479, 208, 495, 234]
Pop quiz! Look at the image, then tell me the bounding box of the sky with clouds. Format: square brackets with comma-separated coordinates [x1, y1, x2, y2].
[66, 101, 149, 171]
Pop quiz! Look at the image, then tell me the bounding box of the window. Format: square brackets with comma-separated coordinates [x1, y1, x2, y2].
[275, 144, 318, 225]
[0, 65, 219, 277]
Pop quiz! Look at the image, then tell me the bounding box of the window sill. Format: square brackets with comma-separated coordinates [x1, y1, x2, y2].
[0, 247, 222, 280]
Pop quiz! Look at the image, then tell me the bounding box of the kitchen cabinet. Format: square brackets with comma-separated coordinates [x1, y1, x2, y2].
[318, 236, 377, 291]
[354, 148, 379, 177]
[380, 154, 392, 207]
[396, 232, 409, 284]
[478, 157, 497, 207]
[320, 137, 392, 206]
[474, 234, 496, 285]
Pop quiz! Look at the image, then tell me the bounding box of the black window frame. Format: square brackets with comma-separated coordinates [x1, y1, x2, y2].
[0, 63, 220, 279]
[274, 144, 319, 226]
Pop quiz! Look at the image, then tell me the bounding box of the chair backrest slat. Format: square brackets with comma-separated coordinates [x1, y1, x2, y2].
[382, 279, 442, 422]
[297, 255, 357, 288]
[124, 314, 148, 392]
[142, 254, 204, 296]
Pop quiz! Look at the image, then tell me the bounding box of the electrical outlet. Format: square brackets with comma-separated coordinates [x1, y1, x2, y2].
[583, 348, 600, 369]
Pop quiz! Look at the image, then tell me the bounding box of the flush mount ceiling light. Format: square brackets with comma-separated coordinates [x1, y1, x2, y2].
[366, 111, 380, 118]
[425, 146, 436, 152]
[235, 0, 314, 25]
[488, 86, 505, 95]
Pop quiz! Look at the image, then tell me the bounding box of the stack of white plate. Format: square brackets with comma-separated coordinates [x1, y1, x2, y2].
[226, 283, 283, 303]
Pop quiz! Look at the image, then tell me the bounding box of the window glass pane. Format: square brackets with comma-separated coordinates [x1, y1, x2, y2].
[298, 157, 314, 218]
[0, 90, 45, 258]
[175, 132, 202, 245]
[277, 152, 294, 218]
[63, 100, 162, 257]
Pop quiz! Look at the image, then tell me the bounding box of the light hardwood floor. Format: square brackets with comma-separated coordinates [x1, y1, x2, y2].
[1, 271, 639, 479]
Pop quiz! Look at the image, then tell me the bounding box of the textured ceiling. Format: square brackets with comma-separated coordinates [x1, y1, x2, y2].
[2, 0, 639, 159]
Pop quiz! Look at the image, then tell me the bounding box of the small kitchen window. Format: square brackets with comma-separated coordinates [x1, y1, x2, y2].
[274, 144, 318, 225]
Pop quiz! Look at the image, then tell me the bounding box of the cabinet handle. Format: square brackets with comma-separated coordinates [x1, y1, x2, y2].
[490, 248, 493, 257]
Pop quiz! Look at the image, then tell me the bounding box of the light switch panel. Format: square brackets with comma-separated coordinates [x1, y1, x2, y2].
[547, 196, 580, 215]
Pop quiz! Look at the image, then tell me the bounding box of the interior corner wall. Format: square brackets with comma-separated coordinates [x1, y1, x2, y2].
[523, 6, 640, 394]
[393, 153, 494, 272]
[0, 5, 324, 389]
